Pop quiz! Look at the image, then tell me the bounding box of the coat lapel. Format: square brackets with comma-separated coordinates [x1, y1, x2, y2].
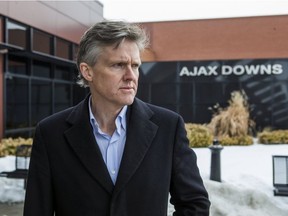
[113, 98, 158, 196]
[64, 96, 114, 194]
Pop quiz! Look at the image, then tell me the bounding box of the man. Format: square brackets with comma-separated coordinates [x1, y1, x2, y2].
[24, 20, 210, 216]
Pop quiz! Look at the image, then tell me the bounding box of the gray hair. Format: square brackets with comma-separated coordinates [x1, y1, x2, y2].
[76, 20, 149, 87]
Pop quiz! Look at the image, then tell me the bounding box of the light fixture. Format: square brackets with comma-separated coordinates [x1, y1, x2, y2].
[0, 49, 8, 54]
[272, 155, 288, 196]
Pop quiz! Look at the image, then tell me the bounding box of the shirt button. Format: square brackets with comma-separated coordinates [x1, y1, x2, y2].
[111, 170, 116, 175]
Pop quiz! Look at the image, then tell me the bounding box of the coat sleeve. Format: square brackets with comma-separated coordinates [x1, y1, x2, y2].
[24, 124, 54, 216]
[170, 116, 211, 216]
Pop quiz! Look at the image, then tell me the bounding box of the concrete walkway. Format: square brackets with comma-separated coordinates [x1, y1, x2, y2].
[0, 203, 23, 216]
[0, 202, 174, 215]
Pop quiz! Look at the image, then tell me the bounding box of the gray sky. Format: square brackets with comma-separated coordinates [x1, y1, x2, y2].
[102, 0, 288, 22]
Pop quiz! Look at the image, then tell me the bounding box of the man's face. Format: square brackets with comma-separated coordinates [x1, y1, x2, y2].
[88, 40, 141, 109]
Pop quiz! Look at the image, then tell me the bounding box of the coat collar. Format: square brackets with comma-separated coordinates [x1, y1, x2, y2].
[64, 96, 158, 195]
[113, 98, 158, 196]
[64, 95, 114, 193]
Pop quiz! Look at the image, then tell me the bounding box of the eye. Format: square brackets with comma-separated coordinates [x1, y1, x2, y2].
[113, 63, 126, 68]
[132, 64, 140, 69]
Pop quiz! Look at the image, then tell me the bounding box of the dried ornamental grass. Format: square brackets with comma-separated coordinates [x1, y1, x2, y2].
[207, 90, 254, 146]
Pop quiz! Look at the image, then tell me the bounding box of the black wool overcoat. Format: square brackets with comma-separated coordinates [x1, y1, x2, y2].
[24, 96, 210, 216]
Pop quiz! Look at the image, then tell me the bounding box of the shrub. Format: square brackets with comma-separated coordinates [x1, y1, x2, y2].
[219, 135, 253, 146]
[0, 137, 33, 157]
[185, 123, 213, 148]
[258, 130, 288, 144]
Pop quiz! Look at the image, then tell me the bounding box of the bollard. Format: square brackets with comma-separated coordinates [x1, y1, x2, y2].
[209, 139, 223, 182]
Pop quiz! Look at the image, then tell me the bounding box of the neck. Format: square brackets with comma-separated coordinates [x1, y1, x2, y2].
[90, 98, 122, 136]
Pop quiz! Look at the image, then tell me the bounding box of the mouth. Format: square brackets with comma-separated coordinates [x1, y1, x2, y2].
[120, 86, 134, 90]
[119, 86, 135, 93]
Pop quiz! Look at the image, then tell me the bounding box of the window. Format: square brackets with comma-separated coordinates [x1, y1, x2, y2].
[55, 66, 73, 81]
[56, 38, 70, 59]
[0, 17, 3, 42]
[7, 20, 27, 48]
[3, 18, 87, 138]
[54, 83, 71, 112]
[6, 77, 29, 130]
[151, 83, 177, 104]
[33, 61, 51, 78]
[33, 30, 52, 55]
[8, 56, 28, 75]
[31, 80, 52, 126]
[73, 44, 79, 61]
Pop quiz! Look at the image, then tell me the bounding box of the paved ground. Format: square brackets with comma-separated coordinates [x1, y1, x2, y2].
[0, 203, 23, 216]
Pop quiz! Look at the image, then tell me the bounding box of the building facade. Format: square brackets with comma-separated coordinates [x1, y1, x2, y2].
[139, 15, 288, 131]
[0, 1, 103, 138]
[1, 2, 288, 138]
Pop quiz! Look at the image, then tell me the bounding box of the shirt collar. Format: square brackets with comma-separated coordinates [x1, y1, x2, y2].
[88, 96, 127, 135]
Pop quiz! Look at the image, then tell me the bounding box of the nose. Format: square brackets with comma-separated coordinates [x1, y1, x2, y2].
[124, 65, 138, 81]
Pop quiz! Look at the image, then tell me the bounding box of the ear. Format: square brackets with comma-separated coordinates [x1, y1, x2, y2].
[79, 62, 93, 82]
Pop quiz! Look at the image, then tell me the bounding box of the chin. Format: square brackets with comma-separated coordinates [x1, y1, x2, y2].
[122, 97, 135, 106]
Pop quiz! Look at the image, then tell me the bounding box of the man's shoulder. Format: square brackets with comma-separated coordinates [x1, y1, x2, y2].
[134, 98, 180, 118]
[38, 106, 75, 126]
[38, 97, 87, 127]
